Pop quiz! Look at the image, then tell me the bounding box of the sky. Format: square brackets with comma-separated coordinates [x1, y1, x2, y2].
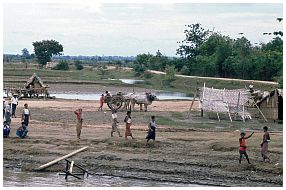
[3, 2, 283, 57]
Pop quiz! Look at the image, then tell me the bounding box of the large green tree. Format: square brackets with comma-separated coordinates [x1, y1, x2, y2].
[176, 23, 210, 59]
[32, 40, 63, 67]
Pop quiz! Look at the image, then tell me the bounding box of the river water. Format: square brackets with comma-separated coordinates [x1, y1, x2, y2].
[49, 92, 193, 101]
[3, 169, 200, 187]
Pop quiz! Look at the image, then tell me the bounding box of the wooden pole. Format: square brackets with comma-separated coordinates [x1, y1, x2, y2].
[69, 161, 74, 173]
[188, 89, 198, 118]
[242, 105, 245, 122]
[235, 92, 241, 120]
[34, 146, 88, 171]
[201, 83, 206, 117]
[253, 100, 268, 122]
[217, 113, 221, 122]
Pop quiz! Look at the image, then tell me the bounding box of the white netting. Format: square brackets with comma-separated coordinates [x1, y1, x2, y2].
[199, 87, 251, 117]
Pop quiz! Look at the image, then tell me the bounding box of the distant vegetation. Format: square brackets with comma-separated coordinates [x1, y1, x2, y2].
[4, 22, 282, 88]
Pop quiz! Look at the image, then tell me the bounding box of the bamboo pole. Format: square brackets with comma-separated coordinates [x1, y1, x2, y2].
[69, 161, 74, 173]
[188, 89, 198, 118]
[217, 113, 221, 122]
[34, 146, 88, 171]
[253, 100, 268, 122]
[201, 83, 206, 117]
[242, 105, 245, 122]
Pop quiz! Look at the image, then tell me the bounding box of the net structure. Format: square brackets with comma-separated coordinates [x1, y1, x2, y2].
[199, 87, 251, 117]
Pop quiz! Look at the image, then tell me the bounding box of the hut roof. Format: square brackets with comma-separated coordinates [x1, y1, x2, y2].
[257, 89, 283, 105]
[25, 73, 47, 88]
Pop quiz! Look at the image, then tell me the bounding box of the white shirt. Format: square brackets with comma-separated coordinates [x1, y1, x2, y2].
[11, 97, 18, 105]
[112, 113, 118, 119]
[127, 118, 132, 124]
[23, 108, 29, 115]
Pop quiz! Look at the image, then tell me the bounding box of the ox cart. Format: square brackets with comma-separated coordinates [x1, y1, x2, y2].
[105, 92, 127, 110]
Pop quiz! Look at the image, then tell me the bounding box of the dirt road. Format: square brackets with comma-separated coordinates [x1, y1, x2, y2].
[3, 99, 283, 187]
[147, 70, 278, 85]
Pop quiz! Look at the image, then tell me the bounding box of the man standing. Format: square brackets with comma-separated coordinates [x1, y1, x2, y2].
[74, 108, 83, 139]
[261, 126, 271, 162]
[111, 108, 122, 137]
[11, 94, 18, 118]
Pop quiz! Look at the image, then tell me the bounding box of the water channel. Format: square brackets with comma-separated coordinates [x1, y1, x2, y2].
[3, 168, 201, 187]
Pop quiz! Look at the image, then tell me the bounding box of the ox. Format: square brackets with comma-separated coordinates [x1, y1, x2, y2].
[126, 92, 158, 112]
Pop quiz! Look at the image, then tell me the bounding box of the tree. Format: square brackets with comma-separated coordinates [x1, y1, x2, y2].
[162, 65, 176, 86]
[98, 65, 108, 78]
[176, 23, 210, 59]
[21, 48, 30, 59]
[32, 40, 63, 67]
[75, 60, 84, 70]
[52, 60, 69, 70]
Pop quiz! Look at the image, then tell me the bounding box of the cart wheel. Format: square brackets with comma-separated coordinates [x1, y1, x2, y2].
[108, 95, 125, 110]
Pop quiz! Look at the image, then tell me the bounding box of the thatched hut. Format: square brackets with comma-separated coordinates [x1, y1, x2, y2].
[24, 73, 49, 98]
[257, 89, 283, 122]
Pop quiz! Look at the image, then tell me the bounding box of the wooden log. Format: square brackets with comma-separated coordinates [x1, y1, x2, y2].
[34, 146, 88, 171]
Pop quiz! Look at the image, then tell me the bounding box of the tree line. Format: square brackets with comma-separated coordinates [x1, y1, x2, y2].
[132, 23, 283, 86]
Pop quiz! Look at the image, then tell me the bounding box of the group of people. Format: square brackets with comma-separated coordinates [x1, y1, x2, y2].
[3, 94, 31, 139]
[238, 126, 271, 164]
[74, 106, 157, 145]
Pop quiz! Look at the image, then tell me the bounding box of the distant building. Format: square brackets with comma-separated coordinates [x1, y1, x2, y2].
[46, 62, 59, 69]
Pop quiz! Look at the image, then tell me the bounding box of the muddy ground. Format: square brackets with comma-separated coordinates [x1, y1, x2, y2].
[3, 99, 283, 187]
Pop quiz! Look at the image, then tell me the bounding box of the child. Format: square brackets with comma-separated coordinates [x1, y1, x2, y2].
[261, 126, 271, 162]
[22, 103, 31, 127]
[16, 122, 28, 138]
[3, 121, 10, 138]
[111, 109, 122, 137]
[124, 110, 134, 140]
[98, 94, 104, 111]
[146, 116, 157, 145]
[74, 108, 83, 139]
[239, 131, 254, 164]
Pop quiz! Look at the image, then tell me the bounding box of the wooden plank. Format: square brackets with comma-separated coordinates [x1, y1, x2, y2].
[34, 146, 88, 171]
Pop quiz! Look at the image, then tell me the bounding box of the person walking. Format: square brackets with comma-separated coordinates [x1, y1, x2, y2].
[124, 110, 134, 140]
[22, 103, 31, 127]
[111, 108, 122, 137]
[74, 108, 83, 139]
[99, 94, 104, 111]
[146, 116, 157, 145]
[11, 94, 18, 118]
[239, 131, 254, 164]
[261, 126, 271, 162]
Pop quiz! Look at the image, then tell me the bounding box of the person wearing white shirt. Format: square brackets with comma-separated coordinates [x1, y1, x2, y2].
[11, 94, 18, 118]
[22, 103, 31, 127]
[111, 109, 122, 137]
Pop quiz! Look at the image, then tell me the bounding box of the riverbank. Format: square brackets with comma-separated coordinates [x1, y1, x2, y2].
[3, 99, 283, 187]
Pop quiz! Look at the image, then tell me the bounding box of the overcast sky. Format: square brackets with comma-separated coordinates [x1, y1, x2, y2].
[3, 3, 283, 56]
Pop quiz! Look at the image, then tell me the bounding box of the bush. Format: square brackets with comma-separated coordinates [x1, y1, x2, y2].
[143, 71, 153, 79]
[52, 61, 69, 70]
[75, 60, 84, 70]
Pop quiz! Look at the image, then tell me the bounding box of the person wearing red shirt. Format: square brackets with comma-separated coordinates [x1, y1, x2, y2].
[239, 131, 254, 164]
